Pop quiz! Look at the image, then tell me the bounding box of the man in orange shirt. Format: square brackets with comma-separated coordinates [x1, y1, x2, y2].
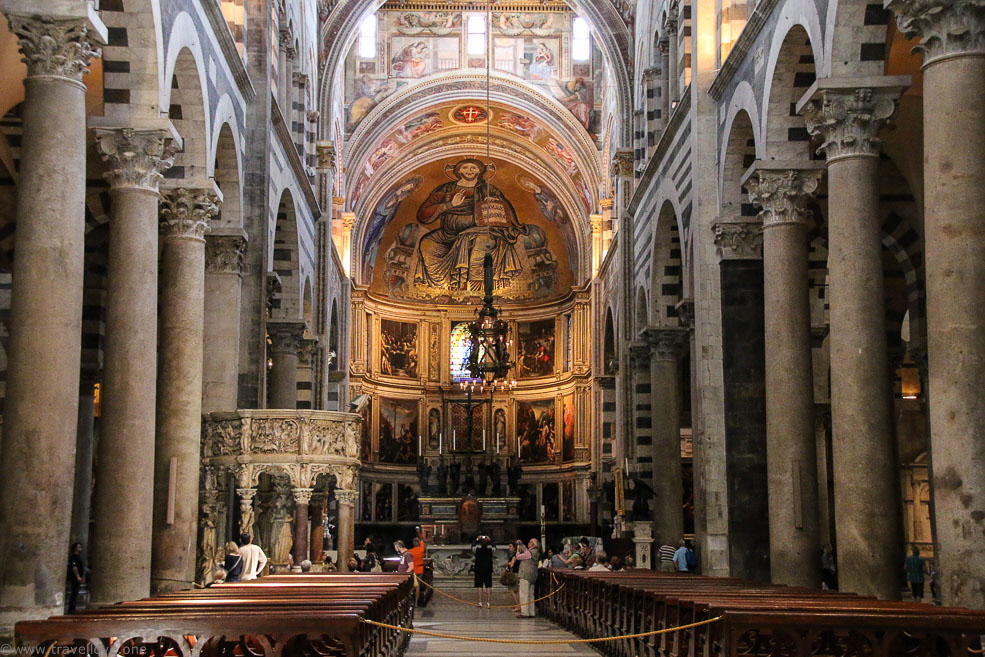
[408, 526, 426, 603]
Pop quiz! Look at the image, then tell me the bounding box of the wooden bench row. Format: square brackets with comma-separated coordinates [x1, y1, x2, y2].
[15, 574, 416, 657]
[536, 569, 985, 657]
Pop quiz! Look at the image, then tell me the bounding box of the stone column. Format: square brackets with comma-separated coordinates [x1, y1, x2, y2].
[712, 219, 770, 581]
[151, 185, 220, 594]
[644, 327, 689, 547]
[590, 214, 604, 276]
[292, 488, 313, 566]
[267, 319, 306, 409]
[315, 141, 336, 211]
[657, 37, 671, 120]
[203, 230, 248, 413]
[341, 211, 355, 274]
[70, 373, 99, 550]
[89, 125, 178, 604]
[799, 77, 907, 599]
[0, 6, 104, 629]
[887, 0, 985, 609]
[665, 9, 680, 106]
[335, 489, 358, 572]
[742, 163, 825, 587]
[310, 492, 326, 562]
[238, 488, 258, 537]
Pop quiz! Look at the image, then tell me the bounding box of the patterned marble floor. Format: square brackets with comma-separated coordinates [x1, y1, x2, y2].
[405, 585, 600, 657]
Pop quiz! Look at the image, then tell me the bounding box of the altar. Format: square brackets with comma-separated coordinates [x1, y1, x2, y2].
[426, 543, 513, 576]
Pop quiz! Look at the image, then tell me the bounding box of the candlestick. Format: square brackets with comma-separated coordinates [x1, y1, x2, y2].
[624, 457, 629, 474]
[453, 429, 456, 450]
[439, 432, 442, 455]
[483, 429, 486, 451]
[418, 435, 422, 456]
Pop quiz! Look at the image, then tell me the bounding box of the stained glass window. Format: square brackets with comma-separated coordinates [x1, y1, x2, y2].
[450, 322, 472, 381]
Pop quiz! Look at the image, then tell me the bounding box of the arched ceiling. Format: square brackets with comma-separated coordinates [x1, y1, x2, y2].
[321, 2, 622, 305]
[317, 0, 634, 146]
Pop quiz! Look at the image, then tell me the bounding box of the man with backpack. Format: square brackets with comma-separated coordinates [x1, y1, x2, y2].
[672, 539, 698, 574]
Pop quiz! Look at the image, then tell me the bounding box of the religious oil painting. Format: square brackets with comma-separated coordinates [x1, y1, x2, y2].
[562, 393, 575, 462]
[517, 319, 555, 378]
[380, 319, 419, 378]
[516, 398, 556, 464]
[379, 397, 419, 464]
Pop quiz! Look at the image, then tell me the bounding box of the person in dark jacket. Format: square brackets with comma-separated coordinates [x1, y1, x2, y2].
[223, 541, 244, 582]
[472, 535, 496, 607]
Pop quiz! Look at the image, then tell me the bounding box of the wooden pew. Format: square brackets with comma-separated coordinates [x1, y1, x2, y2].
[15, 573, 415, 657]
[540, 569, 985, 657]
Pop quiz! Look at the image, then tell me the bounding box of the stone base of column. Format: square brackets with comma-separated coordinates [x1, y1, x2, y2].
[0, 605, 62, 638]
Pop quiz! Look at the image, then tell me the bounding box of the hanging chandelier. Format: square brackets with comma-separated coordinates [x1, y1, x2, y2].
[462, 250, 515, 392]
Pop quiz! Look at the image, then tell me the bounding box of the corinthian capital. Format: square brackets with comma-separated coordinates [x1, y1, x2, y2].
[93, 127, 178, 192]
[741, 162, 825, 228]
[267, 319, 307, 355]
[334, 489, 359, 506]
[887, 0, 985, 64]
[798, 78, 908, 162]
[712, 220, 763, 260]
[644, 327, 688, 361]
[206, 230, 248, 274]
[292, 487, 314, 505]
[6, 14, 100, 81]
[159, 186, 220, 240]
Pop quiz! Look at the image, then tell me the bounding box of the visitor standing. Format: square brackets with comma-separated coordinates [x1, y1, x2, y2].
[223, 541, 244, 582]
[821, 545, 837, 590]
[238, 533, 268, 580]
[672, 539, 689, 573]
[472, 535, 495, 607]
[67, 542, 85, 613]
[657, 541, 677, 573]
[904, 545, 926, 602]
[516, 538, 541, 618]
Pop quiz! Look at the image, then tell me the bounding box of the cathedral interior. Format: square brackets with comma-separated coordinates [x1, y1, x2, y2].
[0, 0, 983, 635]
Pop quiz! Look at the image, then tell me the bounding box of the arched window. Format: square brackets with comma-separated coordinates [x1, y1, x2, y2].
[467, 14, 486, 56]
[572, 17, 591, 62]
[450, 322, 473, 381]
[359, 13, 377, 59]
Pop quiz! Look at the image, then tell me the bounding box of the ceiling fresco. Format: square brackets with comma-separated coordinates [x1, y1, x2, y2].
[362, 156, 577, 305]
[347, 102, 595, 218]
[342, 4, 605, 142]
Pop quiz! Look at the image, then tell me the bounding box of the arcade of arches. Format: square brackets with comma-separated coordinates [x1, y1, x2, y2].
[0, 0, 984, 635]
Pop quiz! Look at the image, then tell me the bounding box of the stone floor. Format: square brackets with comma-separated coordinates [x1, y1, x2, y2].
[405, 584, 599, 657]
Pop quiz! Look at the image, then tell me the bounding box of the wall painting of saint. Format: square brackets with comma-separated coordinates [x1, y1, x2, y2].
[379, 397, 419, 464]
[516, 398, 555, 464]
[380, 319, 419, 378]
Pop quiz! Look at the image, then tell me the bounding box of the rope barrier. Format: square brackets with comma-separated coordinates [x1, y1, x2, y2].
[416, 576, 565, 609]
[967, 646, 985, 654]
[359, 614, 725, 644]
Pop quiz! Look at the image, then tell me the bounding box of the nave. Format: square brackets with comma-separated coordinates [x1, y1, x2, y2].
[407, 582, 597, 657]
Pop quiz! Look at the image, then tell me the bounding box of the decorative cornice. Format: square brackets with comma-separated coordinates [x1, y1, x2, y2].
[644, 327, 689, 360]
[887, 0, 985, 65]
[206, 231, 248, 274]
[267, 320, 307, 355]
[199, 0, 256, 101]
[741, 163, 824, 228]
[712, 220, 763, 260]
[93, 128, 177, 192]
[6, 14, 99, 81]
[159, 187, 220, 240]
[709, 0, 783, 101]
[798, 79, 907, 163]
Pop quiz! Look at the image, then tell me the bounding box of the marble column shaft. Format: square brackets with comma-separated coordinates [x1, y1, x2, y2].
[335, 489, 357, 572]
[89, 126, 176, 604]
[151, 186, 220, 594]
[887, 0, 985, 608]
[0, 11, 101, 628]
[267, 319, 306, 409]
[292, 488, 313, 566]
[645, 327, 688, 546]
[800, 79, 906, 599]
[744, 164, 824, 587]
[203, 230, 248, 413]
[71, 376, 98, 551]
